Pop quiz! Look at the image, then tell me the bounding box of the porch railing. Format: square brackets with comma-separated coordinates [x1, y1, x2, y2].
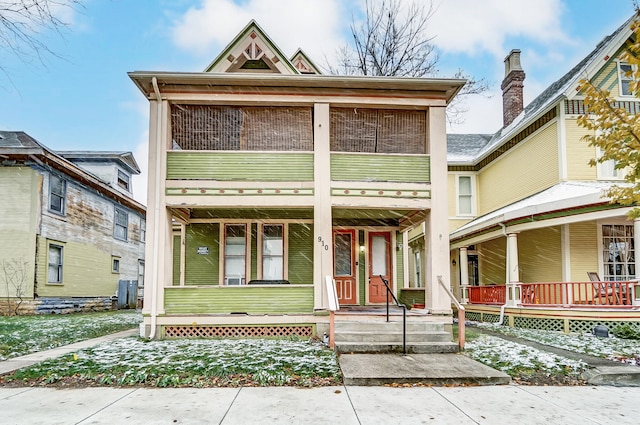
[377, 275, 407, 356]
[467, 281, 636, 308]
[468, 285, 506, 305]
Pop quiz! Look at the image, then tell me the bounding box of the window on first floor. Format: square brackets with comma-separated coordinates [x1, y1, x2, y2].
[224, 224, 247, 285]
[262, 224, 284, 280]
[602, 224, 635, 281]
[48, 244, 63, 283]
[112, 257, 120, 273]
[414, 251, 421, 288]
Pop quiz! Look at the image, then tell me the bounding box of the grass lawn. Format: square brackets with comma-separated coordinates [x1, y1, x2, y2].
[0, 310, 141, 361]
[0, 337, 341, 388]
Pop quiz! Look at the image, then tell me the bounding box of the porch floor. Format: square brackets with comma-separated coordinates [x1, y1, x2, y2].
[338, 353, 510, 386]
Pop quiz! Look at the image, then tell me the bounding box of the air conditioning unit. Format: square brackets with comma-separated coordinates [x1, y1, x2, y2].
[225, 277, 243, 285]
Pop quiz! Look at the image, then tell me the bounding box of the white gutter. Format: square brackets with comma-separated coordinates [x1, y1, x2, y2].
[148, 77, 162, 339]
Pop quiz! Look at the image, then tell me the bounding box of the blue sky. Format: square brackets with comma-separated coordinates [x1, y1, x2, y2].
[0, 0, 636, 202]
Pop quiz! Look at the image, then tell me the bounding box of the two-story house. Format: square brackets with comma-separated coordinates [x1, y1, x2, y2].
[131, 21, 464, 347]
[0, 131, 146, 314]
[437, 13, 640, 333]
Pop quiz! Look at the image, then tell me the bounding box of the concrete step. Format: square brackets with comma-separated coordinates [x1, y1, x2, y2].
[334, 330, 452, 344]
[335, 341, 459, 354]
[334, 321, 445, 333]
[338, 353, 511, 386]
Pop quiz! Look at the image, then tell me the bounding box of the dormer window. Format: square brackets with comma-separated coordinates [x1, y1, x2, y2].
[619, 62, 634, 96]
[117, 170, 130, 191]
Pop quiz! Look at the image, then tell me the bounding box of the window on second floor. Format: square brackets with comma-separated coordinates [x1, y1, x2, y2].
[456, 175, 476, 216]
[117, 170, 130, 191]
[114, 208, 128, 241]
[596, 147, 621, 180]
[140, 220, 146, 242]
[49, 175, 66, 214]
[619, 62, 635, 96]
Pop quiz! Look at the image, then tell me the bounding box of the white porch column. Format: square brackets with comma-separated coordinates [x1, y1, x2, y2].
[426, 106, 451, 314]
[459, 247, 469, 304]
[313, 103, 333, 310]
[505, 232, 521, 307]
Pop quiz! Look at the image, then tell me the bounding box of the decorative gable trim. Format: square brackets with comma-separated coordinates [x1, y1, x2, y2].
[290, 49, 321, 75]
[204, 20, 298, 74]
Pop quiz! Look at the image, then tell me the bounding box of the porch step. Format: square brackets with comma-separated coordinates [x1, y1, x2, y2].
[333, 320, 458, 354]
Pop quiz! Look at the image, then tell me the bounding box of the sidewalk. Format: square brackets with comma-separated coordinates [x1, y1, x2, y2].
[2, 385, 640, 424]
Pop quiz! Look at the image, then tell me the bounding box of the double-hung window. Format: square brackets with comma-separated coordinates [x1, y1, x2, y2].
[48, 244, 63, 283]
[262, 224, 284, 280]
[602, 224, 635, 281]
[224, 224, 247, 285]
[49, 175, 66, 214]
[619, 62, 634, 96]
[456, 175, 476, 216]
[117, 170, 130, 191]
[114, 208, 128, 241]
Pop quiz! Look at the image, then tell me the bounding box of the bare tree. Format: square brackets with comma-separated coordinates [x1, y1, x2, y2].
[0, 0, 81, 71]
[330, 0, 489, 124]
[1, 258, 30, 315]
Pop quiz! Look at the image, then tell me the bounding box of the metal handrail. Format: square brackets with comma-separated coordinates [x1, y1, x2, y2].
[377, 275, 407, 355]
[438, 275, 465, 350]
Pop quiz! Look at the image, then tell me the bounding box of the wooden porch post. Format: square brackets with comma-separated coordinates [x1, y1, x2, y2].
[313, 103, 333, 310]
[459, 247, 469, 304]
[506, 232, 521, 307]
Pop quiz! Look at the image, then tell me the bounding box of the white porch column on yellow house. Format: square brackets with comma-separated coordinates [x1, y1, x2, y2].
[313, 103, 333, 310]
[634, 218, 640, 306]
[425, 106, 451, 314]
[459, 246, 469, 304]
[142, 97, 171, 337]
[505, 232, 521, 307]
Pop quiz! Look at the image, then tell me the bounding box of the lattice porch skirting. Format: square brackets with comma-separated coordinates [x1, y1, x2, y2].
[163, 325, 315, 339]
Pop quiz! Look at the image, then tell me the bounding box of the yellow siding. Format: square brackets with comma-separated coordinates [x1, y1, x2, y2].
[478, 122, 559, 214]
[0, 168, 39, 299]
[479, 238, 506, 285]
[447, 173, 456, 217]
[519, 227, 562, 283]
[564, 118, 597, 180]
[36, 236, 118, 297]
[449, 219, 472, 233]
[569, 221, 599, 282]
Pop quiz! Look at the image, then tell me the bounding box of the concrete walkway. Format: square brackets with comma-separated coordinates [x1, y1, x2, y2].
[2, 385, 640, 424]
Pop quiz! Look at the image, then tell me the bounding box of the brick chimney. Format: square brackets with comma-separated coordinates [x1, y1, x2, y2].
[501, 49, 526, 127]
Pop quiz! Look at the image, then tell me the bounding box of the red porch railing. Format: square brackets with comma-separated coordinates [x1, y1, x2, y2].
[520, 281, 635, 307]
[467, 281, 635, 308]
[468, 285, 506, 305]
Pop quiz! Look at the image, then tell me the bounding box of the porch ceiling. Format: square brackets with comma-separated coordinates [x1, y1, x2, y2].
[184, 207, 314, 220]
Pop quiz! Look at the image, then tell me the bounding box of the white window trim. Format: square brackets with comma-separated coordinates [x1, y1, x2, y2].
[222, 223, 250, 286]
[595, 146, 624, 181]
[455, 173, 477, 217]
[617, 60, 635, 97]
[597, 220, 636, 281]
[47, 242, 64, 284]
[257, 223, 288, 281]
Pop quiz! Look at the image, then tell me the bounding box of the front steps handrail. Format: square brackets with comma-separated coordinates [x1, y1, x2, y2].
[438, 275, 465, 350]
[377, 275, 407, 355]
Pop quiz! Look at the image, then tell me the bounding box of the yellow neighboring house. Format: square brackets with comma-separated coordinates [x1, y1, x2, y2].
[419, 14, 640, 332]
[0, 131, 146, 314]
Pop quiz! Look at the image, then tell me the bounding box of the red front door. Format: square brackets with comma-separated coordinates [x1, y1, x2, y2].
[333, 229, 357, 305]
[368, 231, 392, 303]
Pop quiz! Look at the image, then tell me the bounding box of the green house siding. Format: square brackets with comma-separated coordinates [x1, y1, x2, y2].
[185, 223, 220, 285]
[288, 224, 314, 284]
[331, 154, 430, 183]
[166, 152, 314, 181]
[164, 286, 314, 314]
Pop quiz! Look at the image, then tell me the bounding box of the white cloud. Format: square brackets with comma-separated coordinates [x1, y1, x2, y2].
[430, 0, 569, 57]
[170, 0, 347, 70]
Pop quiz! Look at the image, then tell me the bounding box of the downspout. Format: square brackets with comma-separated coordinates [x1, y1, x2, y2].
[148, 77, 162, 339]
[498, 222, 508, 326]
